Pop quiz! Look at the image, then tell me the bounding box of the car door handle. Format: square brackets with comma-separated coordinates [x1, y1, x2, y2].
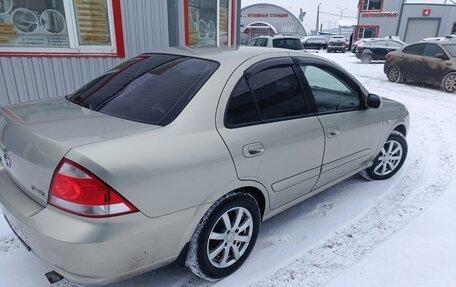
[327, 128, 340, 138]
[243, 143, 265, 158]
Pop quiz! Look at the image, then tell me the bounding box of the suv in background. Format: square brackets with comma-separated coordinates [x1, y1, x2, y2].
[302, 36, 327, 50]
[247, 35, 305, 51]
[357, 39, 406, 64]
[327, 35, 346, 53]
[384, 42, 456, 93]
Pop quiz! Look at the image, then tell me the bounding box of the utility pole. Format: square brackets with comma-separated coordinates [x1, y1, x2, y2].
[337, 7, 348, 19]
[315, 3, 321, 35]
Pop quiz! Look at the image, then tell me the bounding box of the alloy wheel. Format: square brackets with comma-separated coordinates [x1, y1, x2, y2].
[388, 67, 400, 82]
[374, 140, 403, 176]
[444, 73, 456, 93]
[207, 207, 253, 268]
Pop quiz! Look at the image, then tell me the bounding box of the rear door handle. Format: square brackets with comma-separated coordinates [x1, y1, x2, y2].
[327, 128, 340, 138]
[243, 143, 265, 158]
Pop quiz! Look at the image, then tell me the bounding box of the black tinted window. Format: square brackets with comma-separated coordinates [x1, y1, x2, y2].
[256, 38, 268, 47]
[273, 38, 304, 50]
[247, 39, 257, 46]
[225, 77, 260, 127]
[423, 44, 445, 57]
[68, 54, 219, 126]
[249, 65, 307, 120]
[403, 44, 424, 55]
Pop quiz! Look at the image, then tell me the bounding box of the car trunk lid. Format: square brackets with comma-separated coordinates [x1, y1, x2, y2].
[0, 97, 155, 207]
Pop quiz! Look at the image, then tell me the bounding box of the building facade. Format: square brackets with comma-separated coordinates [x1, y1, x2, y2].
[0, 0, 240, 107]
[356, 0, 456, 43]
[240, 4, 309, 44]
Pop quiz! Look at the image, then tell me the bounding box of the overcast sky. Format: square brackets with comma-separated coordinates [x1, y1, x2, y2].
[241, 0, 449, 30]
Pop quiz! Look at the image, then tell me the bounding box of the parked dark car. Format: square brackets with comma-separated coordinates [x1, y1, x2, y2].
[384, 42, 456, 93]
[327, 35, 346, 53]
[302, 36, 327, 50]
[352, 38, 373, 53]
[357, 39, 406, 64]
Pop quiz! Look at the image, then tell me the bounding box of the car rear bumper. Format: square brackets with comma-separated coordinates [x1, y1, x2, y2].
[328, 45, 346, 50]
[0, 166, 196, 285]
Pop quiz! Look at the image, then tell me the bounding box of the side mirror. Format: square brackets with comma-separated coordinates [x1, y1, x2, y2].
[366, 94, 381, 109]
[435, 53, 449, 60]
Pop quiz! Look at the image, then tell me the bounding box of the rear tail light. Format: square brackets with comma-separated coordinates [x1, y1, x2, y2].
[49, 159, 138, 217]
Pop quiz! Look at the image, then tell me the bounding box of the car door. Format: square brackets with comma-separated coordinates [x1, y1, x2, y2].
[294, 58, 384, 190]
[419, 43, 451, 85]
[398, 43, 425, 81]
[217, 57, 325, 210]
[372, 40, 388, 60]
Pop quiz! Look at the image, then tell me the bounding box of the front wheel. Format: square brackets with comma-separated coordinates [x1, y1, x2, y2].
[186, 192, 261, 280]
[442, 72, 456, 93]
[364, 132, 408, 180]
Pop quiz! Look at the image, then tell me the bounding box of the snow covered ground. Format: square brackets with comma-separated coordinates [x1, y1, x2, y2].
[1, 52, 455, 287]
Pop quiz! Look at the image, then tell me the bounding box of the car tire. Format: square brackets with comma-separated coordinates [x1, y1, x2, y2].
[442, 72, 456, 93]
[387, 65, 403, 83]
[361, 54, 372, 64]
[363, 131, 408, 181]
[185, 192, 261, 281]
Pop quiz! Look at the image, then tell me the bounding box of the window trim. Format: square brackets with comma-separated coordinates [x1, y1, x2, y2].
[356, 25, 380, 40]
[360, 0, 383, 12]
[0, 0, 125, 58]
[293, 58, 367, 116]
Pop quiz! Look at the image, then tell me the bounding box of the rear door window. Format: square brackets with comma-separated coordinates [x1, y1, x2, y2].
[225, 77, 261, 127]
[68, 54, 219, 126]
[403, 44, 425, 56]
[248, 65, 308, 120]
[273, 38, 304, 50]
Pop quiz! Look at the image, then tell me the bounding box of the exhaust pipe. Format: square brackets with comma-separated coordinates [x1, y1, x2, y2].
[45, 271, 64, 284]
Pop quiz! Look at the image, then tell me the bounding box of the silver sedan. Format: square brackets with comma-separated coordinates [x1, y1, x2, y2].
[0, 47, 409, 285]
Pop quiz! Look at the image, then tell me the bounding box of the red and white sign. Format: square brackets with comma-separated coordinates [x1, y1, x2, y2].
[423, 9, 431, 16]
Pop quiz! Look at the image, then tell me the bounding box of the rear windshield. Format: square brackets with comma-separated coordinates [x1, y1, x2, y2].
[67, 54, 219, 126]
[442, 44, 456, 57]
[273, 38, 304, 50]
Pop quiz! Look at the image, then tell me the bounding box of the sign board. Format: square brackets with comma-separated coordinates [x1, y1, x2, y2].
[423, 9, 431, 16]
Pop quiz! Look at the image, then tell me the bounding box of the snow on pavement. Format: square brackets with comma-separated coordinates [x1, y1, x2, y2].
[0, 52, 455, 287]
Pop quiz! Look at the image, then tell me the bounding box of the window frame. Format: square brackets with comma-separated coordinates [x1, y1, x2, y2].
[360, 0, 383, 12]
[0, 0, 125, 58]
[356, 25, 379, 40]
[293, 57, 367, 116]
[224, 57, 313, 129]
[184, 0, 236, 49]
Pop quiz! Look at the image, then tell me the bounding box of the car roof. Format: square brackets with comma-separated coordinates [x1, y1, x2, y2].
[147, 46, 317, 66]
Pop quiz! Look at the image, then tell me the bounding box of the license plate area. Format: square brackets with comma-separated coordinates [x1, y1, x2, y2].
[4, 215, 31, 251]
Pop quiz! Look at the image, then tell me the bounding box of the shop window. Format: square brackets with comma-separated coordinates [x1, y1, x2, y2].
[358, 27, 378, 39]
[361, 0, 382, 11]
[186, 0, 235, 48]
[0, 0, 121, 55]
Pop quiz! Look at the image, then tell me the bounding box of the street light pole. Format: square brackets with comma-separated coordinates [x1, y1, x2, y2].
[337, 6, 348, 19]
[315, 2, 321, 35]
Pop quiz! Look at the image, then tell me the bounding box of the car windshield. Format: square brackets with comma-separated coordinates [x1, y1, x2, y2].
[67, 54, 219, 126]
[273, 38, 304, 50]
[442, 44, 456, 57]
